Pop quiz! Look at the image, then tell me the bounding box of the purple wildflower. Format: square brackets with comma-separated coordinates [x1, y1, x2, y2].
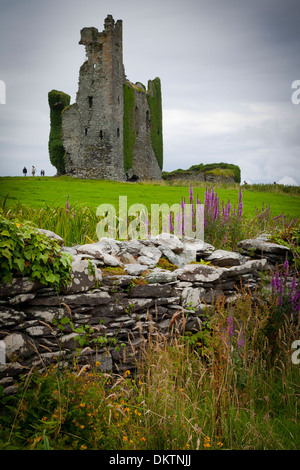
[238, 187, 243, 219]
[66, 195, 70, 214]
[227, 315, 234, 338]
[283, 259, 289, 277]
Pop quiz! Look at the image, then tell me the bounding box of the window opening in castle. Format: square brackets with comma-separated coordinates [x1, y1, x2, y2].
[100, 130, 103, 139]
[117, 128, 120, 138]
[85, 128, 88, 136]
[88, 96, 93, 108]
[146, 110, 151, 130]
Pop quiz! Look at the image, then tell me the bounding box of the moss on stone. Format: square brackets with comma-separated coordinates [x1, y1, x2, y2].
[163, 163, 241, 183]
[48, 89, 71, 175]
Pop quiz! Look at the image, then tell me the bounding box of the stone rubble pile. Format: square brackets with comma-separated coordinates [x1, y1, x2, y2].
[0, 230, 290, 396]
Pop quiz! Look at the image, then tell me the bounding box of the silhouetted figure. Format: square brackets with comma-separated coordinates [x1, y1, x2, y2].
[32, 165, 36, 177]
[40, 170, 45, 176]
[23, 166, 27, 176]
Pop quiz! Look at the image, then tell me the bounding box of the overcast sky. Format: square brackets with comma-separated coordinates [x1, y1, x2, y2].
[0, 0, 299, 184]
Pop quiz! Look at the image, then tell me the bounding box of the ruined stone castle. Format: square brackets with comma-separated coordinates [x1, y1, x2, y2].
[48, 15, 163, 181]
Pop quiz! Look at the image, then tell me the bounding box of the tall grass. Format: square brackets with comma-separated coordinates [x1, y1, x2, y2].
[2, 186, 299, 250]
[1, 199, 99, 246]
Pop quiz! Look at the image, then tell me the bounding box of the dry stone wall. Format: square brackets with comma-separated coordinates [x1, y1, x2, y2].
[0, 231, 290, 396]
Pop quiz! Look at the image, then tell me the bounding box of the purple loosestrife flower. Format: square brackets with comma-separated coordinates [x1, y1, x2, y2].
[227, 315, 234, 338]
[283, 259, 289, 277]
[169, 211, 174, 234]
[189, 184, 193, 205]
[66, 195, 70, 214]
[238, 187, 243, 219]
[189, 185, 194, 228]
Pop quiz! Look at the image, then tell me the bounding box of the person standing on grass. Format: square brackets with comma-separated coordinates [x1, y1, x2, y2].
[23, 166, 27, 176]
[32, 165, 36, 177]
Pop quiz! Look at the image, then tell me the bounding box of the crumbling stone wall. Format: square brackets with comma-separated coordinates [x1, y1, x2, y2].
[59, 15, 162, 181]
[0, 230, 290, 396]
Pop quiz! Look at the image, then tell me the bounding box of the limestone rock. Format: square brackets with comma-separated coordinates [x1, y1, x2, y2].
[181, 238, 215, 256]
[128, 285, 173, 298]
[0, 308, 26, 327]
[237, 238, 290, 256]
[76, 244, 122, 266]
[120, 239, 144, 256]
[174, 264, 222, 283]
[77, 243, 106, 259]
[9, 293, 36, 305]
[119, 251, 138, 264]
[124, 264, 148, 276]
[3, 333, 34, 360]
[181, 287, 204, 308]
[0, 277, 43, 298]
[138, 246, 161, 267]
[220, 259, 268, 279]
[145, 268, 178, 284]
[153, 233, 184, 253]
[63, 259, 102, 294]
[96, 238, 122, 255]
[37, 229, 64, 246]
[205, 249, 245, 267]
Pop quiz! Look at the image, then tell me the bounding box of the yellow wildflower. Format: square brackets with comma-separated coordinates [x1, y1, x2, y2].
[81, 445, 87, 450]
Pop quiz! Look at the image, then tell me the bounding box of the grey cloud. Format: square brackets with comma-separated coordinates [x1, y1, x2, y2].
[0, 0, 299, 184]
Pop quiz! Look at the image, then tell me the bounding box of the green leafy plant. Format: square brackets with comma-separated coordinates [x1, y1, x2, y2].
[0, 216, 72, 287]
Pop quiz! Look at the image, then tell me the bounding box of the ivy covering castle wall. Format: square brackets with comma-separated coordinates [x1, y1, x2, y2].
[48, 90, 70, 176]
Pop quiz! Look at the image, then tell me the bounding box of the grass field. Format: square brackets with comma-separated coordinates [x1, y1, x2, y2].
[0, 176, 300, 219]
[0, 176, 299, 450]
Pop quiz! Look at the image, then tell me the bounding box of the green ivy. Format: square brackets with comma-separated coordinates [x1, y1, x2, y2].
[163, 162, 241, 183]
[0, 215, 72, 288]
[147, 78, 163, 170]
[48, 89, 71, 176]
[123, 82, 136, 172]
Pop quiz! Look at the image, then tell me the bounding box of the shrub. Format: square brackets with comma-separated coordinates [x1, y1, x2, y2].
[0, 215, 72, 288]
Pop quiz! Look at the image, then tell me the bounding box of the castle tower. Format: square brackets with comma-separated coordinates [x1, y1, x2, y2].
[58, 15, 162, 180]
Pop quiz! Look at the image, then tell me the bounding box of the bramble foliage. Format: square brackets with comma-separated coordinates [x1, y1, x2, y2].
[0, 215, 72, 287]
